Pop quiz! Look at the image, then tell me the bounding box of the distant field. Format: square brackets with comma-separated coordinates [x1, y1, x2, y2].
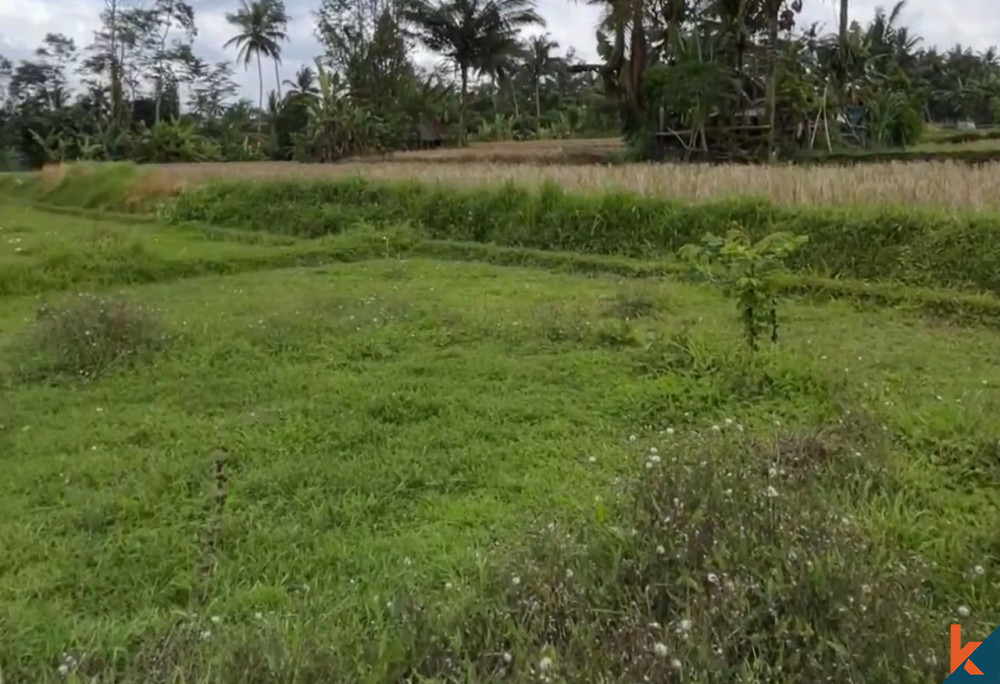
[144, 158, 1000, 211]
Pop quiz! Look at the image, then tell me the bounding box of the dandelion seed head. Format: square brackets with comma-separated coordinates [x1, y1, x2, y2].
[653, 642, 669, 657]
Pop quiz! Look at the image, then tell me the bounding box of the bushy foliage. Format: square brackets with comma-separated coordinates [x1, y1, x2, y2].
[165, 175, 1000, 293]
[16, 294, 172, 381]
[680, 229, 808, 350]
[134, 120, 222, 163]
[404, 422, 945, 681]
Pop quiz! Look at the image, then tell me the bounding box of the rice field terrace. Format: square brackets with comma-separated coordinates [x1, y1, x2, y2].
[1, 162, 999, 683]
[134, 158, 1000, 211]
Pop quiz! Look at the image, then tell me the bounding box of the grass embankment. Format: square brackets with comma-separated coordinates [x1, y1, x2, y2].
[6, 187, 1000, 327]
[163, 175, 1000, 292]
[9, 162, 1000, 320]
[0, 205, 998, 681]
[8, 158, 1000, 211]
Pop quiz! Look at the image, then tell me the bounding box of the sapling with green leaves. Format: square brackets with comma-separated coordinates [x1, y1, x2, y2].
[679, 228, 808, 351]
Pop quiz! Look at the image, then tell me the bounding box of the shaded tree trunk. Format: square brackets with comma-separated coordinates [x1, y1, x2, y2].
[273, 58, 282, 99]
[459, 64, 468, 146]
[257, 52, 264, 132]
[535, 81, 541, 123]
[839, 0, 849, 53]
[766, 2, 779, 161]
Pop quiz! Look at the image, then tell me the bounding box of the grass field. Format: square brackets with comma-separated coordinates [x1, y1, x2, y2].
[1, 199, 999, 682]
[123, 159, 1000, 211]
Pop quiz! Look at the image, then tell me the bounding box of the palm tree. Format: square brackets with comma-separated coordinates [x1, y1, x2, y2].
[479, 37, 524, 116]
[223, 0, 288, 128]
[839, 0, 848, 59]
[407, 0, 543, 144]
[284, 65, 318, 100]
[527, 33, 559, 122]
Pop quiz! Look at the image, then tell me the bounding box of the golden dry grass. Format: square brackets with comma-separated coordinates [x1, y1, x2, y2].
[147, 158, 1000, 211]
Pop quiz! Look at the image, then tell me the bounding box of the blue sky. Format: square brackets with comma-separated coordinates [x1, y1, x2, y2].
[1, 0, 997, 100]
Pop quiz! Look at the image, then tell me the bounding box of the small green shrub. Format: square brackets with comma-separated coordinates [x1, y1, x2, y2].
[17, 294, 172, 381]
[680, 229, 808, 350]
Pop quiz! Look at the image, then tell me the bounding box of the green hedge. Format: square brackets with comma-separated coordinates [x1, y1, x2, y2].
[166, 177, 1000, 293]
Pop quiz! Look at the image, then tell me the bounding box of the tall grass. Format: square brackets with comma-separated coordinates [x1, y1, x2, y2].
[137, 159, 1000, 212]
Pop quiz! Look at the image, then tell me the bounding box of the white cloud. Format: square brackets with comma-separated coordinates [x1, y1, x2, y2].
[1, 0, 997, 100]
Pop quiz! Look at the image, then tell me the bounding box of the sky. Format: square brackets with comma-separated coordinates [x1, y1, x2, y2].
[1, 0, 998, 100]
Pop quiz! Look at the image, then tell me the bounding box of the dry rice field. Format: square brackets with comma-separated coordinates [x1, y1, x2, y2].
[148, 157, 1000, 211]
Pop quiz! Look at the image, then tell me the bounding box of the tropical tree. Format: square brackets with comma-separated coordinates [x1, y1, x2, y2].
[527, 33, 558, 121]
[223, 0, 289, 125]
[406, 0, 543, 143]
[284, 65, 318, 100]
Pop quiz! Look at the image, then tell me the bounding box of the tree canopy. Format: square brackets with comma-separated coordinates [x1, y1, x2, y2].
[1, 0, 998, 168]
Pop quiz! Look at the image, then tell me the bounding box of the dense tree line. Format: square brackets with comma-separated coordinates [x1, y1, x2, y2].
[0, 0, 998, 168]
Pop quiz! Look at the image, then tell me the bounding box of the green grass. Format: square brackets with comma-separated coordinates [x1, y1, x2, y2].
[1, 204, 999, 682]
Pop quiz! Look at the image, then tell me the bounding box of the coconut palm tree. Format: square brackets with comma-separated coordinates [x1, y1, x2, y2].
[527, 33, 558, 122]
[223, 0, 289, 127]
[406, 0, 543, 144]
[839, 0, 848, 57]
[284, 65, 319, 101]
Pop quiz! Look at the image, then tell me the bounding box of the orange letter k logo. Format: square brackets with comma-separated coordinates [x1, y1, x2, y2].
[952, 624, 985, 675]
